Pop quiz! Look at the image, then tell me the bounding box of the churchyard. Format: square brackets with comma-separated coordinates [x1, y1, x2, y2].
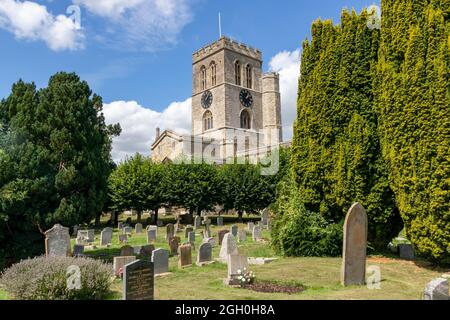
[1, 211, 447, 300]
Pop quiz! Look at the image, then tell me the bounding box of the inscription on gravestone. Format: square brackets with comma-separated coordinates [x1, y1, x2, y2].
[123, 260, 154, 300]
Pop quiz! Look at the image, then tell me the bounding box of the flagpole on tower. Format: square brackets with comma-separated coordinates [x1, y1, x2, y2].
[219, 12, 222, 38]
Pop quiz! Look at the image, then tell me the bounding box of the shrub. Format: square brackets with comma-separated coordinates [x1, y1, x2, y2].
[0, 256, 113, 300]
[271, 177, 343, 257]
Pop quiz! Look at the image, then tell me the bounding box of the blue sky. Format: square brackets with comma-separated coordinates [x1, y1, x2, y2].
[0, 0, 380, 161]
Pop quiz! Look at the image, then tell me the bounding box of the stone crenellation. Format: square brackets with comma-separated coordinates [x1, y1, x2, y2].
[193, 36, 262, 63]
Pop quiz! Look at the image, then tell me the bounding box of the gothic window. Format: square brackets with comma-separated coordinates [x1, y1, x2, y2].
[203, 110, 213, 131]
[246, 64, 252, 88]
[200, 65, 206, 90]
[235, 60, 241, 86]
[240, 109, 251, 129]
[210, 61, 217, 86]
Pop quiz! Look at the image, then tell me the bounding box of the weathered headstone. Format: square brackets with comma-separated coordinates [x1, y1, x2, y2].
[185, 227, 194, 239]
[118, 222, 124, 230]
[166, 223, 175, 240]
[119, 234, 128, 244]
[72, 225, 79, 237]
[224, 254, 248, 285]
[169, 236, 181, 255]
[341, 202, 368, 286]
[399, 244, 415, 260]
[230, 225, 238, 237]
[423, 278, 449, 300]
[147, 225, 158, 235]
[252, 226, 262, 241]
[100, 227, 113, 246]
[218, 230, 229, 245]
[87, 229, 95, 243]
[247, 222, 255, 232]
[139, 244, 155, 259]
[188, 231, 195, 247]
[113, 256, 136, 276]
[152, 249, 170, 275]
[123, 260, 154, 300]
[197, 242, 213, 266]
[194, 216, 201, 230]
[120, 245, 135, 257]
[217, 216, 224, 226]
[73, 244, 84, 257]
[45, 224, 71, 257]
[261, 208, 269, 227]
[147, 229, 157, 243]
[219, 233, 238, 262]
[203, 237, 216, 247]
[123, 226, 133, 235]
[178, 244, 193, 268]
[135, 223, 143, 234]
[237, 230, 247, 242]
[76, 230, 89, 245]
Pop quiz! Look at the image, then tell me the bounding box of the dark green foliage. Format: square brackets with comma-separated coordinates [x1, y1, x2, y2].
[377, 0, 450, 263]
[0, 73, 119, 269]
[0, 256, 112, 300]
[290, 9, 402, 251]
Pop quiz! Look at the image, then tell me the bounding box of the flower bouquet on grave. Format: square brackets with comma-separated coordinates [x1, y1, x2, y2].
[237, 267, 255, 288]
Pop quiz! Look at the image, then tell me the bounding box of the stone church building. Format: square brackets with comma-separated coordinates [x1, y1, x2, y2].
[151, 36, 285, 163]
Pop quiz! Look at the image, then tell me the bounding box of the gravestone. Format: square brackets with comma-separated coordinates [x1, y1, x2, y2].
[156, 220, 163, 227]
[120, 245, 135, 257]
[73, 244, 84, 257]
[169, 236, 181, 255]
[118, 222, 124, 230]
[423, 278, 449, 300]
[76, 230, 89, 245]
[72, 225, 79, 237]
[178, 244, 193, 268]
[123, 260, 154, 300]
[185, 227, 194, 239]
[217, 216, 224, 226]
[123, 226, 133, 235]
[45, 224, 71, 257]
[87, 229, 95, 243]
[188, 231, 195, 247]
[261, 208, 269, 227]
[225, 254, 248, 286]
[152, 249, 170, 275]
[139, 244, 155, 259]
[219, 233, 238, 262]
[197, 242, 213, 266]
[218, 230, 229, 245]
[194, 216, 201, 230]
[166, 224, 175, 240]
[230, 225, 238, 237]
[147, 229, 157, 243]
[135, 223, 143, 234]
[119, 234, 128, 244]
[100, 227, 113, 246]
[147, 225, 158, 235]
[247, 222, 255, 232]
[341, 202, 368, 286]
[113, 256, 136, 276]
[399, 244, 415, 260]
[237, 230, 247, 242]
[252, 226, 262, 241]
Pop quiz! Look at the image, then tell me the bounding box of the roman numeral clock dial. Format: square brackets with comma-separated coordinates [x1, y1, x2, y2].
[201, 90, 213, 109]
[239, 89, 253, 108]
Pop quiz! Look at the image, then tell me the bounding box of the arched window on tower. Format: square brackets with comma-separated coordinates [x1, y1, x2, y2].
[240, 109, 251, 129]
[200, 65, 206, 90]
[246, 64, 252, 89]
[235, 60, 241, 86]
[210, 61, 217, 86]
[203, 110, 213, 131]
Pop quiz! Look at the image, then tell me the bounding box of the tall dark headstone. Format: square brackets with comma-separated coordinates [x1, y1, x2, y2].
[123, 260, 154, 300]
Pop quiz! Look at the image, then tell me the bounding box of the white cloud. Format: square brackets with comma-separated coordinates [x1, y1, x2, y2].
[103, 98, 191, 162]
[269, 49, 301, 141]
[0, 0, 84, 51]
[74, 0, 193, 51]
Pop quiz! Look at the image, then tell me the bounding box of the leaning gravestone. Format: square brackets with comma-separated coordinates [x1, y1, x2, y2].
[197, 242, 213, 266]
[169, 236, 181, 255]
[194, 216, 201, 230]
[120, 245, 135, 257]
[152, 249, 170, 275]
[218, 230, 229, 245]
[217, 216, 224, 226]
[237, 230, 247, 243]
[224, 254, 248, 286]
[166, 224, 175, 240]
[123, 260, 154, 300]
[100, 227, 113, 246]
[341, 202, 368, 286]
[230, 225, 238, 237]
[113, 256, 136, 276]
[178, 244, 192, 268]
[252, 226, 262, 241]
[147, 229, 157, 243]
[423, 278, 449, 300]
[219, 233, 238, 262]
[45, 224, 71, 257]
[139, 244, 155, 260]
[135, 223, 143, 234]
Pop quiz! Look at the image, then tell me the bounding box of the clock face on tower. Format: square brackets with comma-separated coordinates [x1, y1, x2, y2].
[201, 90, 213, 109]
[239, 89, 253, 108]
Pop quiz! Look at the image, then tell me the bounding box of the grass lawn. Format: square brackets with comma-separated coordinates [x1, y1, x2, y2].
[74, 221, 448, 300]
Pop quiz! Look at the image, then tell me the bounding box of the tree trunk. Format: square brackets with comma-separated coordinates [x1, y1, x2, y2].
[114, 211, 119, 226]
[137, 210, 142, 223]
[95, 212, 101, 227]
[238, 210, 243, 223]
[154, 208, 159, 225]
[110, 211, 115, 226]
